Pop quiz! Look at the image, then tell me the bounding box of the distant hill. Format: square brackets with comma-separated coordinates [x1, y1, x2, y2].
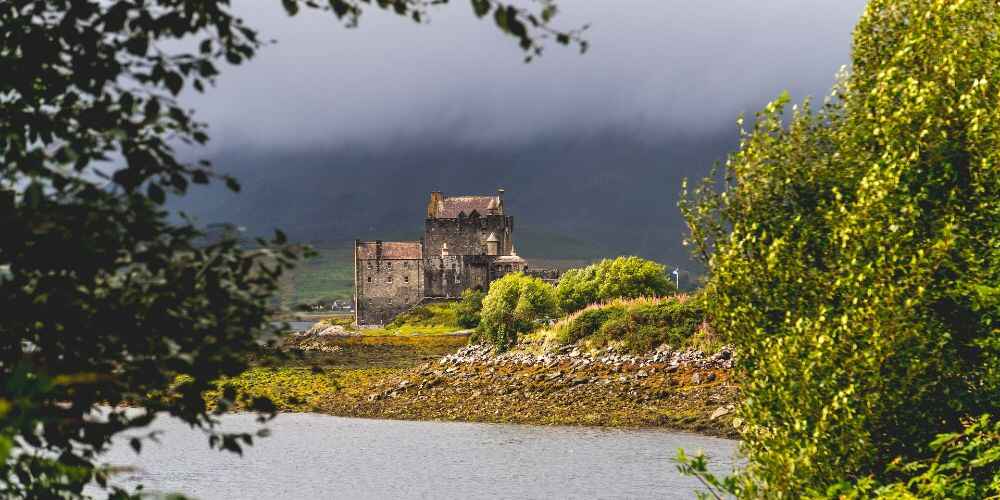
[174, 129, 733, 269]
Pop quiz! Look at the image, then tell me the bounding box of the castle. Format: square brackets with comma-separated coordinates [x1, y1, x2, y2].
[354, 189, 542, 326]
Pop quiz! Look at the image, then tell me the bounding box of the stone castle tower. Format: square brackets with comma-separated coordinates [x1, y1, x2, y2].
[354, 189, 529, 326]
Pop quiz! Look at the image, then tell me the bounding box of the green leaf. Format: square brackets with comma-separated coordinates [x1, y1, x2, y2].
[471, 0, 490, 18]
[282, 0, 299, 15]
[165, 72, 183, 95]
[147, 183, 165, 204]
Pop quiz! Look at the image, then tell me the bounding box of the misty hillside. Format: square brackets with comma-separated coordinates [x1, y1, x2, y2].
[175, 129, 735, 267]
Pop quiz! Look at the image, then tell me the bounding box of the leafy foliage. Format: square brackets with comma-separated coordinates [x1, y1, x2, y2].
[478, 273, 559, 351]
[0, 0, 581, 497]
[456, 289, 486, 329]
[546, 295, 705, 353]
[680, 0, 1000, 495]
[837, 415, 1000, 499]
[555, 256, 675, 313]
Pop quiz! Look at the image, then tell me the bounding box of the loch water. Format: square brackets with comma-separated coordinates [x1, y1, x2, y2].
[98, 413, 739, 499]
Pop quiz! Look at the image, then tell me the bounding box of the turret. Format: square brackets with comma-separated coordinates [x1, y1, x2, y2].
[486, 232, 499, 256]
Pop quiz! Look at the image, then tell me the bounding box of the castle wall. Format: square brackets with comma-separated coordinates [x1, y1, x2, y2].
[423, 255, 492, 298]
[423, 214, 513, 258]
[354, 241, 423, 326]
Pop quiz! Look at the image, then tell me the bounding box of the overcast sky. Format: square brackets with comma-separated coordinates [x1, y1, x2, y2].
[178, 0, 870, 262]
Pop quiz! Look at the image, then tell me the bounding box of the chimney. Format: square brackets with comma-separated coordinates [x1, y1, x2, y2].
[427, 191, 443, 218]
[496, 188, 505, 214]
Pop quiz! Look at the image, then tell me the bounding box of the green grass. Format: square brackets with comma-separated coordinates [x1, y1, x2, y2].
[365, 302, 463, 336]
[541, 294, 709, 353]
[207, 367, 341, 412]
[311, 302, 464, 336]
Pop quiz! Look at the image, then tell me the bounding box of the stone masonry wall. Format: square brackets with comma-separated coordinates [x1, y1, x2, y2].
[424, 255, 492, 298]
[423, 214, 513, 258]
[355, 242, 423, 326]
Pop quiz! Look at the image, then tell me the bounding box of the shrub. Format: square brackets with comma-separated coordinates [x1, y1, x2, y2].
[546, 295, 705, 353]
[554, 265, 600, 313]
[478, 273, 559, 351]
[680, 0, 1000, 495]
[456, 289, 486, 329]
[556, 256, 675, 313]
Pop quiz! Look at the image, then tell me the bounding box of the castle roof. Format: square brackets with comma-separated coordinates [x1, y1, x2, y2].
[356, 241, 422, 260]
[430, 195, 501, 219]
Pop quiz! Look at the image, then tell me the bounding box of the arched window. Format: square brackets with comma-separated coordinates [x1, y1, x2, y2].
[387, 276, 393, 284]
[367, 276, 372, 283]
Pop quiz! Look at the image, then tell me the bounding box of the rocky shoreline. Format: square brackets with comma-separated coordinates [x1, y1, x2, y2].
[309, 340, 741, 438]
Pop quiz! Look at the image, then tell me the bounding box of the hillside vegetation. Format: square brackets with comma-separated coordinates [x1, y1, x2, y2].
[277, 244, 355, 308]
[542, 295, 710, 354]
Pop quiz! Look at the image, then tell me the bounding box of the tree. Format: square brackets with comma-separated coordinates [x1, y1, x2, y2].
[478, 273, 559, 351]
[556, 256, 675, 313]
[0, 1, 582, 497]
[456, 288, 486, 329]
[553, 265, 600, 313]
[680, 0, 1000, 496]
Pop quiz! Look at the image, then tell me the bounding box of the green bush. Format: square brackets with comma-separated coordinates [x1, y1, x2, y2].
[456, 289, 486, 329]
[680, 0, 1000, 495]
[478, 273, 559, 351]
[556, 256, 675, 313]
[556, 303, 627, 345]
[547, 295, 704, 353]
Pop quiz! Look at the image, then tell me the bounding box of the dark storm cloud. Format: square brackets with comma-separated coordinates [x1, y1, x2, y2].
[177, 0, 869, 264]
[189, 0, 866, 151]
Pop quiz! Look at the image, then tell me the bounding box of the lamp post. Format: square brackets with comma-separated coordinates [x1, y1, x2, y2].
[671, 268, 680, 291]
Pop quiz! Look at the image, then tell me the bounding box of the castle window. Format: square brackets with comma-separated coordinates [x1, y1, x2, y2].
[387, 262, 392, 270]
[387, 276, 393, 284]
[455, 275, 461, 284]
[367, 276, 372, 283]
[404, 276, 409, 283]
[367, 262, 372, 270]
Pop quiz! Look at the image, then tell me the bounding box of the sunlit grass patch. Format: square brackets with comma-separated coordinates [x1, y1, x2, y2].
[208, 367, 340, 412]
[540, 294, 707, 353]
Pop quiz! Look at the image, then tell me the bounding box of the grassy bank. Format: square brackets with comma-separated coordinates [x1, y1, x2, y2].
[538, 294, 719, 354]
[310, 302, 465, 336]
[210, 335, 468, 412]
